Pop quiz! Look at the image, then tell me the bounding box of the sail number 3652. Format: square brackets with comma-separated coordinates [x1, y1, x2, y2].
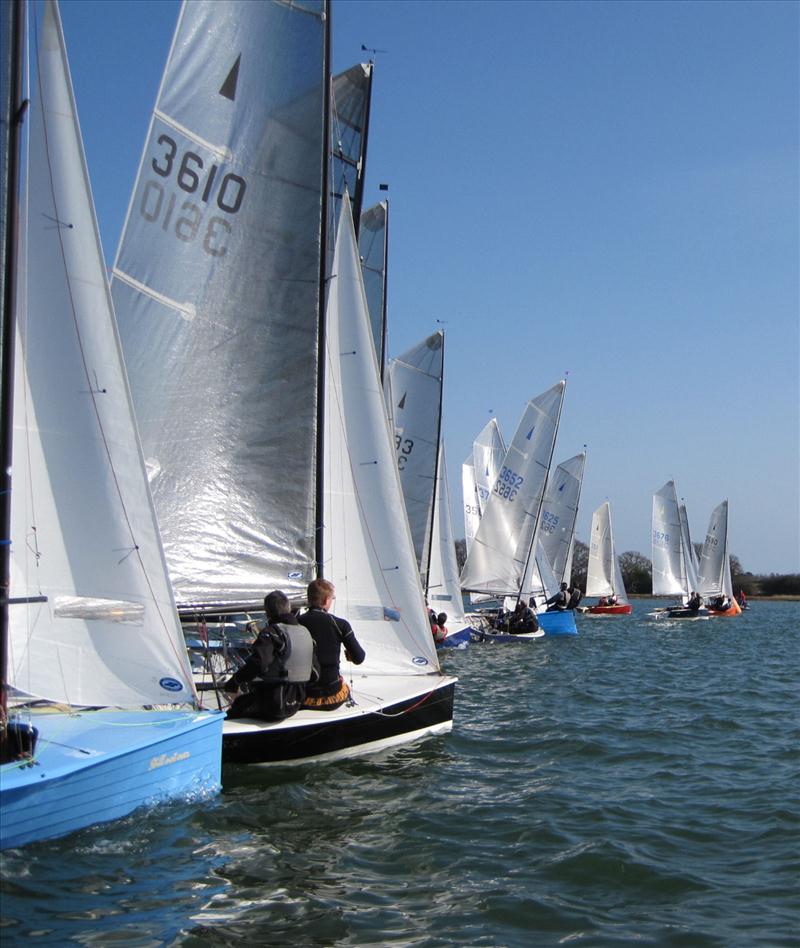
[494, 465, 524, 501]
[138, 134, 247, 258]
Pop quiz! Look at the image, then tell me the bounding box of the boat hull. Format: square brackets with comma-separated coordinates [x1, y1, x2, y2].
[709, 600, 743, 617]
[585, 603, 633, 616]
[539, 611, 579, 635]
[221, 676, 456, 766]
[436, 626, 472, 649]
[471, 628, 545, 643]
[0, 709, 223, 850]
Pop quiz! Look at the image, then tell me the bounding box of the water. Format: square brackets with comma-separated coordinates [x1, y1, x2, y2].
[2, 600, 798, 946]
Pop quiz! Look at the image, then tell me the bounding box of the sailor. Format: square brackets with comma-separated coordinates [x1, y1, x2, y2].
[434, 612, 448, 643]
[223, 590, 317, 721]
[687, 591, 703, 611]
[567, 586, 583, 610]
[545, 582, 569, 611]
[509, 600, 539, 634]
[299, 579, 366, 711]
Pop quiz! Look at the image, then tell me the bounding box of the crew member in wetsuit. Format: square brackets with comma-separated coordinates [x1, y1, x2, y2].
[223, 590, 317, 721]
[545, 582, 569, 611]
[299, 578, 366, 710]
[687, 591, 703, 611]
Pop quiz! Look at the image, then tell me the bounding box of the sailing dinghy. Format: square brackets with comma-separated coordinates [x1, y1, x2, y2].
[386, 332, 475, 647]
[650, 481, 709, 620]
[460, 382, 577, 637]
[0, 0, 222, 850]
[583, 502, 632, 615]
[697, 501, 741, 616]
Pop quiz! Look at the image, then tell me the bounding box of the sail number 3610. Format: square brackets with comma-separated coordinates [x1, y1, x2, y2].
[138, 134, 247, 258]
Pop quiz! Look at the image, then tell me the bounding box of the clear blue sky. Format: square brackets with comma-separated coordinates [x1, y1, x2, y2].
[57, 0, 799, 574]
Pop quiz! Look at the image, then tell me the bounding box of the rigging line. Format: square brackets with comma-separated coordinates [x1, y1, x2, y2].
[34, 15, 192, 689]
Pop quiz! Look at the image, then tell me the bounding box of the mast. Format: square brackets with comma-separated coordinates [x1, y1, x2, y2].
[423, 332, 445, 598]
[0, 0, 25, 727]
[516, 378, 566, 607]
[378, 198, 388, 381]
[315, 0, 332, 579]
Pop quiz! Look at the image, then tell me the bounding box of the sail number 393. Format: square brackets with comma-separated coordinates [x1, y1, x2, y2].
[138, 134, 247, 258]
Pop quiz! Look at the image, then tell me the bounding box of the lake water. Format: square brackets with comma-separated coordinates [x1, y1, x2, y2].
[2, 600, 798, 946]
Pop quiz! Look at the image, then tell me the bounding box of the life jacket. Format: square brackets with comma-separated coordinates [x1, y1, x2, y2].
[253, 623, 316, 685]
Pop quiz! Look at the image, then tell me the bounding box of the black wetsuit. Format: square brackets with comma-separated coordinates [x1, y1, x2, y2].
[225, 613, 315, 721]
[298, 608, 366, 699]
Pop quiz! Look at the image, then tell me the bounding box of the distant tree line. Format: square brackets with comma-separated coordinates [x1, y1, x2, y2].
[453, 538, 800, 596]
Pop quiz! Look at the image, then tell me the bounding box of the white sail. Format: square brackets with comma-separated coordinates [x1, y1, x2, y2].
[9, 0, 195, 708]
[462, 457, 481, 553]
[426, 447, 468, 628]
[460, 381, 566, 597]
[697, 500, 732, 598]
[386, 331, 444, 574]
[111, 0, 327, 605]
[323, 194, 439, 676]
[678, 503, 701, 593]
[651, 481, 693, 597]
[473, 418, 506, 516]
[586, 502, 628, 601]
[538, 451, 586, 585]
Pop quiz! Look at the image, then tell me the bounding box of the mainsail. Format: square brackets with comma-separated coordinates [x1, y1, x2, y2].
[652, 480, 693, 597]
[462, 457, 481, 553]
[679, 503, 701, 592]
[537, 451, 586, 585]
[111, 0, 328, 606]
[9, 0, 195, 707]
[386, 331, 444, 578]
[323, 193, 439, 675]
[460, 381, 566, 597]
[697, 500, 733, 599]
[586, 502, 628, 601]
[331, 62, 372, 235]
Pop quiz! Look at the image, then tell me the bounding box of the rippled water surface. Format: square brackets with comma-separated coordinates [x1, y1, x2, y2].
[2, 600, 798, 946]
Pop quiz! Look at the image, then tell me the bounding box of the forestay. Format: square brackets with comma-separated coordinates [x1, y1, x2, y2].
[9, 0, 195, 708]
[460, 381, 565, 597]
[323, 194, 439, 676]
[586, 502, 628, 601]
[426, 448, 468, 628]
[111, 0, 327, 606]
[386, 331, 444, 575]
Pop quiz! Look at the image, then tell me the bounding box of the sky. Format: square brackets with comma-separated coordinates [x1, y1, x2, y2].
[54, 0, 799, 575]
